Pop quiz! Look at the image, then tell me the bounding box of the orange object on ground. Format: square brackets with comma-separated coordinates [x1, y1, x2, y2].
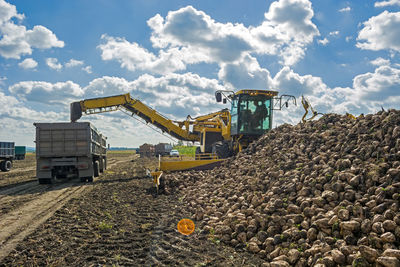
[177, 219, 195, 235]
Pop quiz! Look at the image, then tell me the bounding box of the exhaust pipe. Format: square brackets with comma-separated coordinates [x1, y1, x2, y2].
[70, 102, 82, 122]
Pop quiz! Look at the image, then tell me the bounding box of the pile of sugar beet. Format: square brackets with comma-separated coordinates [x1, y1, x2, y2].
[164, 109, 400, 267]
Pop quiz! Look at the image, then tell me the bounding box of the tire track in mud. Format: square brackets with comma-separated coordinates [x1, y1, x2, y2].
[0, 156, 136, 263]
[1, 156, 262, 266]
[0, 181, 88, 262]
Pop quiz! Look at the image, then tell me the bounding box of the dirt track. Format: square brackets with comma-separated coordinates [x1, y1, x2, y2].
[0, 152, 262, 266]
[0, 153, 135, 263]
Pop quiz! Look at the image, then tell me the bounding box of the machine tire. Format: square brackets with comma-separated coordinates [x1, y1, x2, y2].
[2, 160, 12, 172]
[80, 176, 87, 182]
[212, 141, 231, 159]
[93, 160, 100, 177]
[87, 176, 94, 183]
[195, 147, 201, 160]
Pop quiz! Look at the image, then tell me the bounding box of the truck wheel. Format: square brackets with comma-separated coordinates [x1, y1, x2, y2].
[93, 160, 100, 177]
[0, 161, 5, 172]
[38, 178, 47, 184]
[38, 178, 51, 184]
[80, 176, 86, 182]
[2, 160, 12, 172]
[99, 158, 104, 173]
[87, 176, 93, 182]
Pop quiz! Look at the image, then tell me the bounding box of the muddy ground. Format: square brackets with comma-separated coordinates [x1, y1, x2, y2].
[0, 152, 263, 266]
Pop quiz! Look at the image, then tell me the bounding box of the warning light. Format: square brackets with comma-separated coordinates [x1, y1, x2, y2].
[177, 218, 195, 235]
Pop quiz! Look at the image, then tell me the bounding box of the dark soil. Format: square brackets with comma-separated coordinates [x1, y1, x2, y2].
[1, 158, 263, 266]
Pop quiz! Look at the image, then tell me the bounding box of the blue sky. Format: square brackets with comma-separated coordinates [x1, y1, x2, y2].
[1, 0, 400, 147]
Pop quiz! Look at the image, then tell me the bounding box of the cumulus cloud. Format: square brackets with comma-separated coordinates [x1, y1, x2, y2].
[84, 73, 225, 118]
[0, 0, 64, 59]
[357, 11, 400, 52]
[46, 57, 62, 70]
[273, 64, 400, 119]
[375, 0, 400, 7]
[18, 58, 37, 69]
[9, 80, 83, 104]
[65, 59, 84, 68]
[98, 0, 319, 73]
[0, 89, 67, 146]
[370, 57, 390, 66]
[218, 54, 274, 90]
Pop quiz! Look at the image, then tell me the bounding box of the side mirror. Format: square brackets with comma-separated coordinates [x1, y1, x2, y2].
[215, 92, 222, 102]
[223, 98, 227, 104]
[285, 102, 288, 108]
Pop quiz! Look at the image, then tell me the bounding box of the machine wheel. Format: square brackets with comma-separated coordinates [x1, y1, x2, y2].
[80, 176, 87, 182]
[93, 160, 100, 177]
[1, 160, 12, 172]
[212, 141, 231, 159]
[87, 176, 94, 182]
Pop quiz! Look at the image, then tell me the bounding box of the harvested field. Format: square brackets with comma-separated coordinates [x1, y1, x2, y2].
[0, 151, 262, 266]
[3, 110, 400, 266]
[0, 153, 36, 188]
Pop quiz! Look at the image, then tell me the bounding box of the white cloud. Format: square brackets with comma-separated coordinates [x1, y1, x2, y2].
[82, 65, 92, 74]
[46, 57, 62, 70]
[357, 11, 400, 52]
[272, 64, 400, 119]
[9, 80, 83, 104]
[98, 0, 319, 73]
[318, 38, 329, 45]
[65, 59, 84, 68]
[339, 7, 351, 12]
[25, 25, 64, 49]
[0, 0, 24, 24]
[329, 31, 339, 36]
[18, 58, 37, 69]
[83, 73, 225, 119]
[0, 89, 67, 146]
[375, 0, 400, 7]
[370, 57, 391, 66]
[0, 0, 64, 59]
[218, 54, 274, 90]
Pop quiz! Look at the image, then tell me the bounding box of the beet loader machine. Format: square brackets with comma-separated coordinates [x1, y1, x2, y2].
[70, 89, 295, 191]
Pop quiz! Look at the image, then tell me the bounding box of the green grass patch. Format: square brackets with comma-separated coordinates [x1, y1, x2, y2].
[173, 146, 197, 156]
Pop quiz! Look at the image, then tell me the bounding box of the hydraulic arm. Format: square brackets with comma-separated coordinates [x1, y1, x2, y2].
[70, 93, 227, 142]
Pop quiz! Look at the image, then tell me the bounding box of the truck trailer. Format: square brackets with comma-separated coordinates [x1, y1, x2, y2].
[34, 122, 107, 184]
[155, 143, 172, 156]
[0, 142, 14, 172]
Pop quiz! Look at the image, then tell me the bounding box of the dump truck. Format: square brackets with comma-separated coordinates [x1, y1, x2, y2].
[15, 146, 26, 160]
[139, 143, 155, 158]
[155, 143, 172, 156]
[34, 122, 107, 184]
[0, 142, 14, 172]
